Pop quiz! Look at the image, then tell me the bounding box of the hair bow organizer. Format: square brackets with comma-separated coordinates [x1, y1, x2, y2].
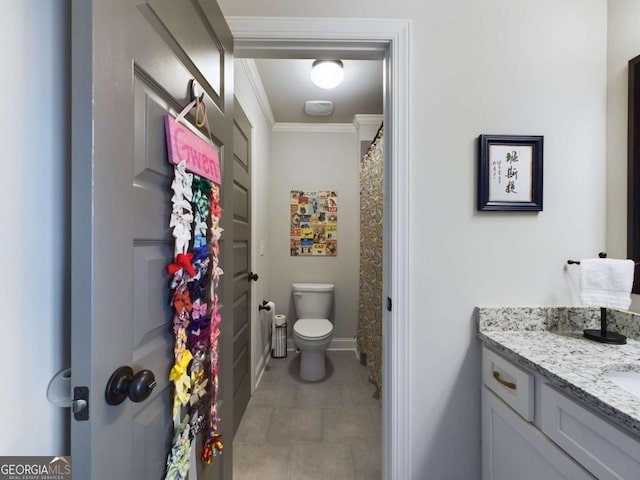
[163, 80, 225, 479]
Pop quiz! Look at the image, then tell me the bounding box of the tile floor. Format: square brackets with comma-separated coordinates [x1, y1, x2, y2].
[233, 351, 382, 480]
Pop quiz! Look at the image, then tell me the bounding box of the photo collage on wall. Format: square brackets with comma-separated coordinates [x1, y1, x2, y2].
[290, 190, 338, 256]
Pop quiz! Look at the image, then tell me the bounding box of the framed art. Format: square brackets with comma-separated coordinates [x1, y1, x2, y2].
[290, 190, 338, 256]
[478, 134, 544, 211]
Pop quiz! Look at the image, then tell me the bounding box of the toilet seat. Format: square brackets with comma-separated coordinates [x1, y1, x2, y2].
[293, 318, 333, 340]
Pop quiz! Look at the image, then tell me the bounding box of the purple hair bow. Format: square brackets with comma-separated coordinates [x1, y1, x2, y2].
[188, 314, 210, 334]
[188, 326, 210, 351]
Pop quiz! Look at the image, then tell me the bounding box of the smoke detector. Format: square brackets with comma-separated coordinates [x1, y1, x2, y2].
[304, 100, 333, 116]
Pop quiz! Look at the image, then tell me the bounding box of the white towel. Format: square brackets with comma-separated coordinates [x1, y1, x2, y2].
[580, 258, 635, 310]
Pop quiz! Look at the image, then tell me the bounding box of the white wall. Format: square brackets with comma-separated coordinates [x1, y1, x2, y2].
[1, 0, 70, 455]
[235, 59, 274, 386]
[269, 129, 360, 343]
[607, 0, 640, 311]
[219, 1, 608, 478]
[405, 5, 605, 475]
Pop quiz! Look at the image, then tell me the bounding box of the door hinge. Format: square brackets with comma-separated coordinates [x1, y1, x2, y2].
[72, 386, 89, 421]
[386, 297, 392, 312]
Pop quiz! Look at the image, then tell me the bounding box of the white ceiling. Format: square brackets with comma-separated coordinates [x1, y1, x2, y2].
[253, 58, 383, 124]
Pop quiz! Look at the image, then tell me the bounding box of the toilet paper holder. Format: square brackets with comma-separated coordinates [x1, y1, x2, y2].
[258, 300, 272, 311]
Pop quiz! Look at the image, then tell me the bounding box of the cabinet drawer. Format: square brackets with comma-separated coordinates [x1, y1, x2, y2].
[482, 346, 534, 421]
[540, 383, 640, 480]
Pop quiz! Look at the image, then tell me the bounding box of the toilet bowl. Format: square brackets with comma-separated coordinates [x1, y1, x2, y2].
[292, 283, 335, 381]
[293, 318, 333, 381]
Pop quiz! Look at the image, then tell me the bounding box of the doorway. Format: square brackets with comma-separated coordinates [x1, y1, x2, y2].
[229, 17, 410, 480]
[234, 56, 383, 475]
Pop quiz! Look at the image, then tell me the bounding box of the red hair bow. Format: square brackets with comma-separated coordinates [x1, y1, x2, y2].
[167, 253, 196, 277]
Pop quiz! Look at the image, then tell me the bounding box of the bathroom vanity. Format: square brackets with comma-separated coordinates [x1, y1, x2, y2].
[477, 307, 640, 480]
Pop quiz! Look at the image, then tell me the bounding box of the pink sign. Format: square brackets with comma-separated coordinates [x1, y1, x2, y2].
[164, 115, 221, 184]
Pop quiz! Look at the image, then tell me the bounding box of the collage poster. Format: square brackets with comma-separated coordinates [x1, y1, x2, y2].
[290, 190, 338, 256]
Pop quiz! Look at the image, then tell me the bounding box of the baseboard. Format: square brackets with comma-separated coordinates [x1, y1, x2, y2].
[286, 336, 357, 352]
[329, 337, 357, 351]
[254, 342, 271, 390]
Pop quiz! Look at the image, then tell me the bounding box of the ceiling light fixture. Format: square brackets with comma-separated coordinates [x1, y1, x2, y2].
[310, 60, 344, 89]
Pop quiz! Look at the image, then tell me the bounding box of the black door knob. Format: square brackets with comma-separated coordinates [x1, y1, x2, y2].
[128, 370, 157, 402]
[105, 366, 157, 405]
[248, 272, 259, 282]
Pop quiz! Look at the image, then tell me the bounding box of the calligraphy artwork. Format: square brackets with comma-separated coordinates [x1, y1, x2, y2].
[290, 190, 338, 256]
[488, 145, 532, 202]
[478, 135, 544, 211]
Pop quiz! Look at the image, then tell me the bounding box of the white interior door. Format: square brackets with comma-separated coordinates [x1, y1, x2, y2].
[70, 1, 234, 478]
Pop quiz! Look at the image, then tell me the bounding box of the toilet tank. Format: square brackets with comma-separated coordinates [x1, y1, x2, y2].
[293, 283, 334, 319]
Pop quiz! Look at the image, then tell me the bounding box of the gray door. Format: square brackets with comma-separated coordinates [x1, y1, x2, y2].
[231, 99, 252, 434]
[70, 1, 234, 479]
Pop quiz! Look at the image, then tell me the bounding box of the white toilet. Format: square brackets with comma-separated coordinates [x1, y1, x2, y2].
[292, 282, 335, 381]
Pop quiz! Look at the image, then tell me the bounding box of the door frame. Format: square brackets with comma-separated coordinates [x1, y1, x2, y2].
[228, 16, 411, 480]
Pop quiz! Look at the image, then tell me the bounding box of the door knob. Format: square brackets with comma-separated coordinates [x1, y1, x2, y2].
[105, 366, 157, 405]
[248, 272, 259, 282]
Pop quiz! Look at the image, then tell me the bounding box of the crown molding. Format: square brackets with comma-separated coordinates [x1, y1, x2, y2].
[236, 58, 275, 129]
[353, 114, 384, 130]
[354, 114, 384, 142]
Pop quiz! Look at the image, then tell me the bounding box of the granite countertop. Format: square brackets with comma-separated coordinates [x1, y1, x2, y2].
[477, 306, 640, 438]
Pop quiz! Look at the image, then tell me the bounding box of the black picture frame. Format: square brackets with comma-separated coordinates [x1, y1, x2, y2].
[478, 134, 544, 211]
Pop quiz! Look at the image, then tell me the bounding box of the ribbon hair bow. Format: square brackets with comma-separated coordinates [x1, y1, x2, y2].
[167, 253, 196, 277]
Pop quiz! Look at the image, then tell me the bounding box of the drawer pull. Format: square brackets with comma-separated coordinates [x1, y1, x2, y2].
[493, 371, 516, 390]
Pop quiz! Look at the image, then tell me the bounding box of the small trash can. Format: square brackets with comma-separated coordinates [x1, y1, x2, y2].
[272, 315, 287, 358]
